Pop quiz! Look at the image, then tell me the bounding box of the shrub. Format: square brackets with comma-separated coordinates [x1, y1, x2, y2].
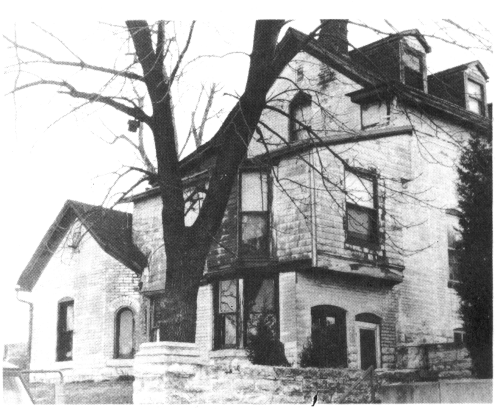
[299, 325, 340, 368]
[245, 316, 290, 367]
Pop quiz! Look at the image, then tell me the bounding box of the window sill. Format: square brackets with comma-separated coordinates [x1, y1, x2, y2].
[106, 359, 134, 367]
[209, 349, 246, 358]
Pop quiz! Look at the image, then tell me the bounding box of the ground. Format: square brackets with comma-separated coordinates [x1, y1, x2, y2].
[28, 379, 134, 404]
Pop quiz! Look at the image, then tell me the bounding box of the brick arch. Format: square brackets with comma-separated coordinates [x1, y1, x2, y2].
[107, 296, 139, 315]
[355, 312, 382, 324]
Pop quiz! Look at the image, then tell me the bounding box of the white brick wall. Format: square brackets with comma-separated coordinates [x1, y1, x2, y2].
[30, 221, 141, 381]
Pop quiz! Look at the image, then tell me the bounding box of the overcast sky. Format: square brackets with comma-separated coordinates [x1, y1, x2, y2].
[1, 6, 494, 345]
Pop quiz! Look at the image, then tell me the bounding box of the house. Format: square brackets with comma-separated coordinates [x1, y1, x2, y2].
[16, 200, 147, 381]
[18, 21, 491, 379]
[129, 21, 491, 370]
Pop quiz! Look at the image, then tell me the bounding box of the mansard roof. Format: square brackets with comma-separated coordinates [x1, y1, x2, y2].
[17, 200, 147, 291]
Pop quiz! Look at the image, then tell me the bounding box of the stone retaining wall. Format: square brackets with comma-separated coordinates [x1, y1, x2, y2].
[133, 342, 475, 404]
[396, 343, 472, 378]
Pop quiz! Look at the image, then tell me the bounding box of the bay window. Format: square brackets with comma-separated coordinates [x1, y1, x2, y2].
[214, 277, 277, 349]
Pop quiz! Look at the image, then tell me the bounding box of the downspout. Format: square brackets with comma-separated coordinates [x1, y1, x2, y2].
[15, 286, 33, 371]
[309, 151, 318, 267]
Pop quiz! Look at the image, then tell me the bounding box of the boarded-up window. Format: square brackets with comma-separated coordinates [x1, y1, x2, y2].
[361, 101, 389, 129]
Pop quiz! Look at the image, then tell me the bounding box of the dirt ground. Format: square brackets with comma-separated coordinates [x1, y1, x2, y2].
[28, 379, 134, 404]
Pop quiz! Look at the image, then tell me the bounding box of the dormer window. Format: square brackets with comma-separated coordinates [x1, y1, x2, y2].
[467, 78, 485, 115]
[402, 48, 425, 91]
[289, 92, 312, 142]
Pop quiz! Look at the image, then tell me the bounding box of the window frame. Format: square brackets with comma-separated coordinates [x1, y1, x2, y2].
[214, 279, 240, 349]
[344, 168, 379, 248]
[360, 100, 390, 130]
[289, 91, 312, 142]
[402, 47, 426, 91]
[213, 276, 278, 350]
[238, 169, 271, 260]
[114, 307, 135, 359]
[466, 77, 486, 116]
[56, 299, 74, 362]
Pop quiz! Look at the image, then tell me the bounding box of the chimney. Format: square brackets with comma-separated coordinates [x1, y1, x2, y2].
[318, 20, 349, 55]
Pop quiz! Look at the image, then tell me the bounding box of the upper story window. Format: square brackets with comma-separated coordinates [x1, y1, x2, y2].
[289, 92, 312, 142]
[447, 218, 460, 282]
[239, 171, 269, 259]
[467, 78, 486, 116]
[56, 299, 74, 362]
[344, 169, 378, 247]
[318, 63, 335, 89]
[361, 101, 390, 129]
[402, 48, 425, 90]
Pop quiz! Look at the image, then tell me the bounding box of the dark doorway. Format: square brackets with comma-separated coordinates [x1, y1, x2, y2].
[355, 313, 381, 370]
[359, 328, 377, 369]
[310, 305, 347, 368]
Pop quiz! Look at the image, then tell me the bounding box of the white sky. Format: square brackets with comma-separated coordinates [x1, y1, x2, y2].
[1, 4, 495, 347]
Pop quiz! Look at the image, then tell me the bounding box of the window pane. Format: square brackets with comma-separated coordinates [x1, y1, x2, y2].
[292, 104, 312, 141]
[119, 310, 134, 357]
[242, 173, 268, 211]
[241, 214, 268, 256]
[402, 52, 421, 71]
[223, 315, 237, 345]
[247, 279, 275, 314]
[66, 303, 74, 331]
[219, 280, 237, 313]
[467, 80, 482, 97]
[468, 98, 482, 114]
[347, 205, 372, 240]
[345, 172, 374, 207]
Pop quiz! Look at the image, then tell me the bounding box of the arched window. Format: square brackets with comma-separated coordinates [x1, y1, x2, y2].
[309, 305, 347, 368]
[56, 298, 74, 362]
[289, 92, 312, 142]
[355, 313, 382, 369]
[115, 308, 135, 359]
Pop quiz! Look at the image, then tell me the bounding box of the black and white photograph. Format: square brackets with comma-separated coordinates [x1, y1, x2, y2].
[2, 4, 493, 404]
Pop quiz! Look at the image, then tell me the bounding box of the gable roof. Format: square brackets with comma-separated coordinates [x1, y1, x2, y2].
[429, 60, 489, 81]
[351, 29, 432, 54]
[17, 200, 147, 291]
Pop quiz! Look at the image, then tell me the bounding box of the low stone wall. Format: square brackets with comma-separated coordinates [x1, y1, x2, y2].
[133, 342, 477, 404]
[395, 343, 472, 378]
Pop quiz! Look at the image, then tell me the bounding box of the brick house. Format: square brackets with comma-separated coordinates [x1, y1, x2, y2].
[18, 21, 491, 380]
[17, 200, 147, 381]
[129, 21, 491, 370]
